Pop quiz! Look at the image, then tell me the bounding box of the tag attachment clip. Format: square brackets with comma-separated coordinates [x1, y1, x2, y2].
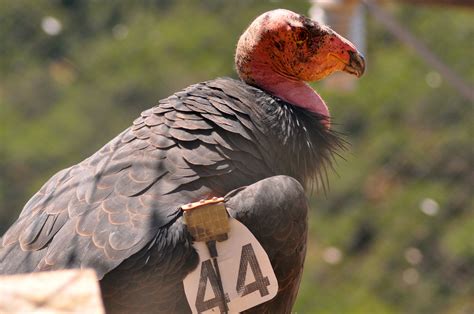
[182, 197, 229, 242]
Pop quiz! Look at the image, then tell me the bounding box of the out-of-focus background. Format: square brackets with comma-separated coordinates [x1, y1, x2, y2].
[0, 0, 472, 313]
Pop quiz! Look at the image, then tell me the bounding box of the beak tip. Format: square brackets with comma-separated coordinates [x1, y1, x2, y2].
[346, 50, 366, 78]
[353, 51, 366, 77]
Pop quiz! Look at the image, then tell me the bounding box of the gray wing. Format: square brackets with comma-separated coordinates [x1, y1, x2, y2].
[99, 175, 308, 314]
[0, 79, 272, 278]
[227, 176, 308, 314]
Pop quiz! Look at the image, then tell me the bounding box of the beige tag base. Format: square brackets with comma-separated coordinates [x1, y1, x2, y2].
[183, 218, 278, 314]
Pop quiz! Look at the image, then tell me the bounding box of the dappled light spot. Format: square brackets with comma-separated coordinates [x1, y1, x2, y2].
[402, 268, 419, 285]
[420, 198, 439, 216]
[425, 71, 442, 89]
[41, 16, 62, 36]
[322, 246, 343, 265]
[404, 247, 423, 265]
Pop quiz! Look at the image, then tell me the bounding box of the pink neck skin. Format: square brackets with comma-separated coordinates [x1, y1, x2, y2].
[250, 64, 330, 128]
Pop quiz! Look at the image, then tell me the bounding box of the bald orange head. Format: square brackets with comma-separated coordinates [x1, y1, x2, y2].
[235, 9, 365, 127]
[236, 9, 365, 83]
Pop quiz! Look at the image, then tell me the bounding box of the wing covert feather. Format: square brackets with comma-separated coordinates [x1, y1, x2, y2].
[1, 78, 270, 280]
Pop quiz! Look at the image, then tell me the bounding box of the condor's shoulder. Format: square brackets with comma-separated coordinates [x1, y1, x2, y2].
[0, 78, 275, 277]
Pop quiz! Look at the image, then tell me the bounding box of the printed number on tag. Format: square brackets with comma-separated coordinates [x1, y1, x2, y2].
[183, 218, 278, 313]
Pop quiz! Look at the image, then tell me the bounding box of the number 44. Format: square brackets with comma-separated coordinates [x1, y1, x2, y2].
[195, 243, 271, 313]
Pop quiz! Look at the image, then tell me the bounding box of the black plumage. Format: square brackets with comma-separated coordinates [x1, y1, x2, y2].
[0, 77, 343, 313]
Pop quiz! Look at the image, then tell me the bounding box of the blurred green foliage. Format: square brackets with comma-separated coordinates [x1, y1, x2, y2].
[0, 0, 472, 313]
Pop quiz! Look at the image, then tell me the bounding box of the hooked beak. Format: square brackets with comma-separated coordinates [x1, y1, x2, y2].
[343, 50, 366, 78]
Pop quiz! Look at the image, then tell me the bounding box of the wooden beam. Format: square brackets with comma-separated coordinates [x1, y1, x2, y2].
[395, 0, 474, 8]
[0, 269, 105, 313]
[363, 0, 474, 102]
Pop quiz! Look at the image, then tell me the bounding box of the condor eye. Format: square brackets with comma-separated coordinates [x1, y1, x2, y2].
[294, 29, 309, 44]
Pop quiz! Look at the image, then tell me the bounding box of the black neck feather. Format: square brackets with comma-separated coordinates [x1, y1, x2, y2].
[255, 90, 346, 191]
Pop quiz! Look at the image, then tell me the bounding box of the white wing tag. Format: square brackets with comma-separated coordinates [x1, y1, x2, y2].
[183, 218, 278, 313]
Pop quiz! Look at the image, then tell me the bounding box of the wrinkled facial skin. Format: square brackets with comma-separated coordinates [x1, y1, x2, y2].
[236, 9, 365, 84]
[266, 15, 342, 81]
